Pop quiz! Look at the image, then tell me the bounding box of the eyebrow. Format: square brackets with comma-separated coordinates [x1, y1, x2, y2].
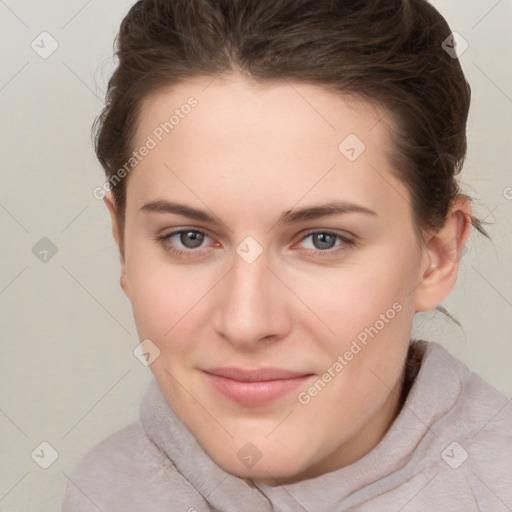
[140, 200, 378, 225]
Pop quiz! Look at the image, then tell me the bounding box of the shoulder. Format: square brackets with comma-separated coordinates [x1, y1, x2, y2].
[61, 420, 204, 512]
[422, 341, 512, 436]
[446, 347, 512, 510]
[407, 341, 512, 510]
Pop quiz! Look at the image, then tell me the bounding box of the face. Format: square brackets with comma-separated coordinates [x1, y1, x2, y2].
[107, 72, 442, 484]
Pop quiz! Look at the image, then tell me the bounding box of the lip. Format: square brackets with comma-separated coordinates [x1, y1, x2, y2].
[202, 367, 314, 406]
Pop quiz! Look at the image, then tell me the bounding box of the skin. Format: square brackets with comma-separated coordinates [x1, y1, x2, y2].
[105, 71, 472, 485]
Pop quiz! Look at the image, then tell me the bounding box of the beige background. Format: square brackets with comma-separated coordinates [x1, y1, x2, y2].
[0, 1, 511, 510]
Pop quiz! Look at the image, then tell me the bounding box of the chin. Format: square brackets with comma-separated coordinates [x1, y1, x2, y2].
[226, 461, 301, 484]
[205, 440, 314, 484]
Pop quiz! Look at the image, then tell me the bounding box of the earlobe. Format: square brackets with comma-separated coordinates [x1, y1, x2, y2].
[414, 196, 472, 312]
[103, 192, 130, 298]
[120, 273, 130, 297]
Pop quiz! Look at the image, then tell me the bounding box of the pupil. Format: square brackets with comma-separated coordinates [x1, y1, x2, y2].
[314, 233, 335, 250]
[181, 231, 204, 249]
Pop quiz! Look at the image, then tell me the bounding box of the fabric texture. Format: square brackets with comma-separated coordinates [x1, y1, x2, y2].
[62, 341, 512, 511]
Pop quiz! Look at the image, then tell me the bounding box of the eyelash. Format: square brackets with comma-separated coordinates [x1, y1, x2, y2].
[155, 229, 356, 259]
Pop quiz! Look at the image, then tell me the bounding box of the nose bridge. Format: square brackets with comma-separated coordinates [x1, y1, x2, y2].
[214, 249, 289, 346]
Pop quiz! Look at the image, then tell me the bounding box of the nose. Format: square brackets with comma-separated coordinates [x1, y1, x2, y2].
[213, 251, 292, 350]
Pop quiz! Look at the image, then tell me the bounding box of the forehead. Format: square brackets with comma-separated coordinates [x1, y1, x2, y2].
[136, 72, 390, 155]
[128, 72, 410, 224]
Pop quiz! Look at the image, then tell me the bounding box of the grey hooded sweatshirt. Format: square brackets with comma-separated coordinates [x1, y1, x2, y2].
[62, 341, 512, 511]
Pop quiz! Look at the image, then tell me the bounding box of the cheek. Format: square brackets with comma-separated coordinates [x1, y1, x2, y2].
[125, 246, 216, 347]
[124, 245, 177, 338]
[128, 276, 188, 342]
[287, 261, 406, 339]
[289, 259, 413, 396]
[315, 274, 413, 410]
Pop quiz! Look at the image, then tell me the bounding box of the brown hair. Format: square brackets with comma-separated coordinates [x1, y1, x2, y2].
[93, 0, 491, 324]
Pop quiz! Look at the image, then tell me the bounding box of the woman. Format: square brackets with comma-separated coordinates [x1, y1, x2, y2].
[62, 0, 512, 510]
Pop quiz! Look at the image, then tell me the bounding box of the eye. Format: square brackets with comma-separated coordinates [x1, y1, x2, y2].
[155, 228, 355, 260]
[297, 230, 355, 256]
[156, 228, 216, 258]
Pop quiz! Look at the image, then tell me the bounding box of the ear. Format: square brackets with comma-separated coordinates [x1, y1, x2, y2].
[414, 195, 472, 312]
[104, 192, 130, 298]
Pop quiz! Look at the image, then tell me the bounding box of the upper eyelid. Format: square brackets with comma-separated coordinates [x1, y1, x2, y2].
[160, 227, 211, 239]
[300, 228, 352, 239]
